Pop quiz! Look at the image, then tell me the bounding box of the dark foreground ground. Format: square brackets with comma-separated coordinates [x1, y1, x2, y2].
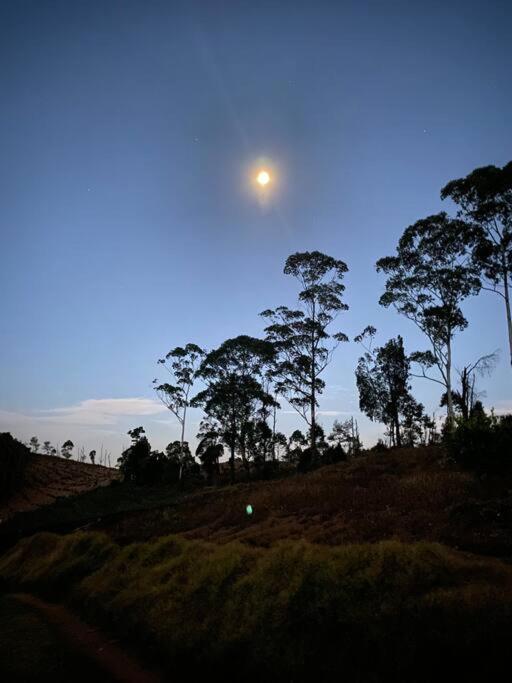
[1, 446, 512, 682]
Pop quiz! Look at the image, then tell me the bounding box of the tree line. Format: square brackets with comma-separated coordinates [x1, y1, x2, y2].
[129, 161, 510, 485]
[24, 437, 111, 466]
[12, 161, 510, 485]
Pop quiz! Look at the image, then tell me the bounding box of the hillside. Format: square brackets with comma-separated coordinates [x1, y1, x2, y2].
[0, 453, 120, 522]
[4, 446, 512, 559]
[90, 446, 511, 558]
[2, 446, 512, 681]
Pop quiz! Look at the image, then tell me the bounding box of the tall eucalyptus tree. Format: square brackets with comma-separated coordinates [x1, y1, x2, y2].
[153, 343, 205, 479]
[261, 251, 349, 454]
[376, 213, 480, 426]
[442, 162, 512, 368]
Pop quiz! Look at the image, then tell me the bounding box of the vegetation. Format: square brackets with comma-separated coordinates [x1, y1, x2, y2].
[447, 408, 512, 474]
[355, 330, 427, 447]
[261, 251, 349, 456]
[376, 213, 481, 426]
[2, 159, 511, 682]
[153, 343, 205, 480]
[117, 427, 200, 486]
[0, 432, 30, 500]
[441, 161, 512, 367]
[1, 530, 512, 682]
[193, 335, 277, 482]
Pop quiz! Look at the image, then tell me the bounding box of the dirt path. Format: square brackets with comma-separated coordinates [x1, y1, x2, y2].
[12, 593, 165, 683]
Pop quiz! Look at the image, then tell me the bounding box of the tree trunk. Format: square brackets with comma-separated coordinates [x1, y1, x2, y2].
[229, 443, 235, 484]
[271, 402, 277, 462]
[503, 264, 512, 370]
[394, 411, 402, 448]
[310, 302, 316, 454]
[460, 367, 469, 421]
[178, 408, 186, 483]
[445, 337, 455, 430]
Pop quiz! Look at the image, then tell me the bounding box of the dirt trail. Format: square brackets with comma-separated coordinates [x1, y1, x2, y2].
[12, 593, 165, 683]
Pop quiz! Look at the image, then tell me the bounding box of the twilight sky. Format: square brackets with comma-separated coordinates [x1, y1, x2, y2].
[1, 0, 511, 457]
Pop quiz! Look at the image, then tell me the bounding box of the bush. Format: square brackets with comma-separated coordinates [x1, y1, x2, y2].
[1, 532, 512, 681]
[0, 433, 30, 501]
[447, 412, 512, 474]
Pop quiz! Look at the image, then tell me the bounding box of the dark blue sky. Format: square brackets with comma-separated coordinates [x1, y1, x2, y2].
[1, 0, 511, 453]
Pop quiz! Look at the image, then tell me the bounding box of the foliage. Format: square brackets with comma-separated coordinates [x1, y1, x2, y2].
[376, 213, 481, 425]
[195, 418, 223, 484]
[2, 531, 512, 682]
[441, 162, 512, 367]
[355, 330, 424, 446]
[447, 409, 512, 474]
[61, 439, 74, 459]
[153, 343, 205, 479]
[193, 335, 277, 482]
[262, 251, 349, 453]
[0, 432, 30, 501]
[29, 436, 39, 454]
[328, 417, 361, 456]
[117, 427, 199, 486]
[439, 351, 498, 420]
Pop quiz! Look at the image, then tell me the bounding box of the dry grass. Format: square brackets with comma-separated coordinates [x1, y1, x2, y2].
[100, 447, 475, 549]
[2, 530, 512, 682]
[0, 454, 120, 521]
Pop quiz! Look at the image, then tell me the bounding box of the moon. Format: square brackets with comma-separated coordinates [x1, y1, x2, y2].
[256, 170, 270, 186]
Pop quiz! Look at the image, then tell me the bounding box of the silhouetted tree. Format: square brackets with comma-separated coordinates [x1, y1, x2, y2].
[245, 418, 274, 472]
[442, 162, 512, 367]
[154, 343, 205, 480]
[262, 251, 349, 456]
[196, 419, 223, 484]
[42, 440, 52, 456]
[117, 427, 152, 484]
[29, 436, 39, 454]
[419, 414, 437, 446]
[61, 440, 74, 459]
[376, 213, 480, 428]
[297, 424, 329, 472]
[89, 449, 96, 465]
[400, 398, 425, 447]
[164, 440, 198, 482]
[440, 351, 498, 421]
[272, 431, 288, 461]
[193, 336, 276, 483]
[286, 429, 307, 464]
[328, 418, 361, 457]
[355, 329, 423, 447]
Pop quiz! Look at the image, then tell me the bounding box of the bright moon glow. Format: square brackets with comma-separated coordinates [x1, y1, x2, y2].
[256, 170, 270, 186]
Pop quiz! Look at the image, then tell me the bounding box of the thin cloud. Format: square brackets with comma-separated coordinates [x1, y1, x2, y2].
[37, 398, 167, 426]
[281, 410, 353, 417]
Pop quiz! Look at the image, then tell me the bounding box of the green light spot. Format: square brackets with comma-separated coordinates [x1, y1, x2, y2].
[246, 504, 253, 515]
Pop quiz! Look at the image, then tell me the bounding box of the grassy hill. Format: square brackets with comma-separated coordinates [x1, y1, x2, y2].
[0, 453, 120, 522]
[3, 446, 512, 557]
[94, 446, 512, 558]
[2, 446, 512, 681]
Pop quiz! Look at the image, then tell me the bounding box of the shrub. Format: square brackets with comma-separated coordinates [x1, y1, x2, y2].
[447, 412, 512, 474]
[0, 432, 30, 501]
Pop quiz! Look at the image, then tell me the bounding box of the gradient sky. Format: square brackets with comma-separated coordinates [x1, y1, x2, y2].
[1, 0, 511, 458]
